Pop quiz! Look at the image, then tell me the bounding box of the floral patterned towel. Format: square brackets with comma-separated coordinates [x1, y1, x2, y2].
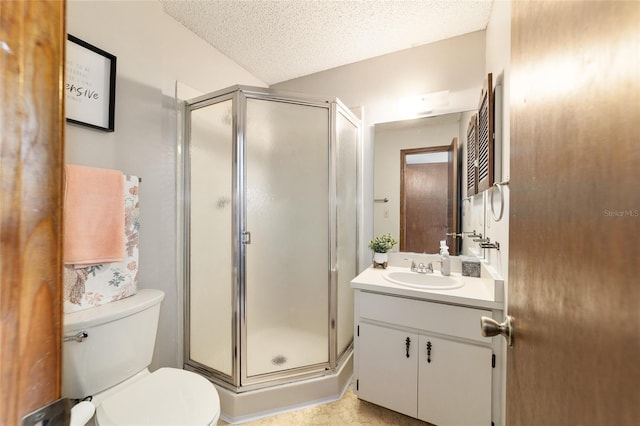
[63, 175, 139, 313]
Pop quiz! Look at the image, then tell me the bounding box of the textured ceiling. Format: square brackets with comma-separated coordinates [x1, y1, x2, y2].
[159, 0, 493, 85]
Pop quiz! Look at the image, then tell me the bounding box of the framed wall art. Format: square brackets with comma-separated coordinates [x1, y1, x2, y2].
[65, 34, 117, 132]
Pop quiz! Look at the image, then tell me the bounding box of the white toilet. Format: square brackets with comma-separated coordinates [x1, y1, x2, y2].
[63, 289, 220, 426]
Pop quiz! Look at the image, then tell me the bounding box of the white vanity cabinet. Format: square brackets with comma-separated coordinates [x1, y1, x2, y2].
[417, 334, 492, 425]
[353, 288, 498, 426]
[358, 322, 419, 417]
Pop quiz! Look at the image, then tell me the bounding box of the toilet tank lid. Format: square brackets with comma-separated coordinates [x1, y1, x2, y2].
[63, 289, 164, 332]
[96, 368, 220, 426]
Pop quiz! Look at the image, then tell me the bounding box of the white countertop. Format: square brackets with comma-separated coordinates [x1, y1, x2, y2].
[351, 266, 504, 310]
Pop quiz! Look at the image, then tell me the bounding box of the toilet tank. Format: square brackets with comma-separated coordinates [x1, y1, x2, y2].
[62, 289, 165, 398]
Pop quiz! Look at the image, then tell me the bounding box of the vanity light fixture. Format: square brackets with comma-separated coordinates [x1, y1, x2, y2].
[397, 90, 450, 118]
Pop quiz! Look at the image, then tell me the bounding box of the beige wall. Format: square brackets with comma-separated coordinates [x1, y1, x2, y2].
[66, 0, 266, 371]
[273, 31, 486, 271]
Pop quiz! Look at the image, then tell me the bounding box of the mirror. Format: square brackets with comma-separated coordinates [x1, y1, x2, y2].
[373, 111, 476, 255]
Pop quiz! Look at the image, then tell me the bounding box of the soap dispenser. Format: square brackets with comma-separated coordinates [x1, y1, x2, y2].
[439, 240, 451, 276]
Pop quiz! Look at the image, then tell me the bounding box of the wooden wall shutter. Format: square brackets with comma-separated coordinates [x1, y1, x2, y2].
[466, 73, 496, 196]
[466, 114, 478, 196]
[477, 73, 494, 192]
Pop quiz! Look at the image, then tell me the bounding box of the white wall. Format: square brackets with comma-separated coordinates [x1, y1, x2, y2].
[273, 31, 486, 271]
[480, 0, 511, 281]
[66, 0, 266, 370]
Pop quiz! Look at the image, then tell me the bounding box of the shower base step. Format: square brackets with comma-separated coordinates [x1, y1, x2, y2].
[216, 351, 352, 424]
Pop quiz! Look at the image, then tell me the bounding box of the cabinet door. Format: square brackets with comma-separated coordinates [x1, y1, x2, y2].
[418, 335, 492, 425]
[358, 323, 418, 418]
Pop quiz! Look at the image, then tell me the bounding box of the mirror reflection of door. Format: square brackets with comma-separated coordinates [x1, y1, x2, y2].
[374, 112, 470, 256]
[400, 140, 458, 254]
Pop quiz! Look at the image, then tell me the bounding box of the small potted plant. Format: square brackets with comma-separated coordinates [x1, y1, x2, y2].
[369, 233, 397, 269]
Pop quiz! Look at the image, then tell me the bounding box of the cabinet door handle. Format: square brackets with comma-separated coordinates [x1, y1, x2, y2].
[426, 341, 432, 363]
[405, 337, 411, 358]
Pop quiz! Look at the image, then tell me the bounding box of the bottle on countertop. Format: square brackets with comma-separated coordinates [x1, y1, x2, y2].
[439, 240, 451, 276]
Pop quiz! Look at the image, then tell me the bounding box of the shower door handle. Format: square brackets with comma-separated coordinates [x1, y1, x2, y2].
[242, 231, 251, 245]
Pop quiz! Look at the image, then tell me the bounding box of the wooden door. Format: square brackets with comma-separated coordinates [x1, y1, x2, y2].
[0, 1, 66, 424]
[403, 162, 448, 253]
[507, 1, 640, 425]
[400, 146, 450, 253]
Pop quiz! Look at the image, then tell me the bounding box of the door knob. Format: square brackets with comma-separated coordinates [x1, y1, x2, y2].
[480, 316, 514, 346]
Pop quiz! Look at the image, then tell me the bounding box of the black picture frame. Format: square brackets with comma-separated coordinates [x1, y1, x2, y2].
[65, 34, 117, 132]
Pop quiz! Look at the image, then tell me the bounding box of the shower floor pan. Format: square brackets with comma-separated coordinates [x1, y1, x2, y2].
[247, 326, 327, 377]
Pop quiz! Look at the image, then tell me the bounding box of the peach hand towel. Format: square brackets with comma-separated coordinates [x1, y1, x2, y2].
[64, 164, 125, 266]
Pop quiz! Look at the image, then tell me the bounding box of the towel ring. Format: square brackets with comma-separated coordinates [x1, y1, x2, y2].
[490, 181, 509, 222]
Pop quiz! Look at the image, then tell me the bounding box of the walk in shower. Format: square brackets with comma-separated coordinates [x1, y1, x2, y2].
[182, 86, 360, 399]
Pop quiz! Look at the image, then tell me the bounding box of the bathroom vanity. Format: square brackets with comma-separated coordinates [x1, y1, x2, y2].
[351, 260, 504, 426]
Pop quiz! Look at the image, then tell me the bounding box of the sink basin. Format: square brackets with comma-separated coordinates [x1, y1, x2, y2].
[382, 270, 464, 290]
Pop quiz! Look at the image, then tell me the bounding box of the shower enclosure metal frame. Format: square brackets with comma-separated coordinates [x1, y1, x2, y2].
[181, 85, 361, 392]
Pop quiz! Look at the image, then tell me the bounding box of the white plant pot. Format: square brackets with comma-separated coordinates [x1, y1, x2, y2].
[373, 252, 388, 268]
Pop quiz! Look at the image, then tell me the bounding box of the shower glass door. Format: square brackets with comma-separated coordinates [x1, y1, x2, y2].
[243, 97, 330, 380]
[335, 106, 359, 358]
[188, 97, 234, 379]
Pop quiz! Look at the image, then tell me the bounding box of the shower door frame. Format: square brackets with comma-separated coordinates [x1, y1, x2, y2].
[183, 88, 240, 388]
[238, 89, 333, 389]
[331, 99, 361, 367]
[182, 85, 359, 392]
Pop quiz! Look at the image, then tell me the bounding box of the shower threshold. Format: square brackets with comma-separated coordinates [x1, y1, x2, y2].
[215, 350, 353, 424]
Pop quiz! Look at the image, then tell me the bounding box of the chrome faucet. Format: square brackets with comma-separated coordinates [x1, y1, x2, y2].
[412, 261, 433, 274]
[404, 258, 433, 274]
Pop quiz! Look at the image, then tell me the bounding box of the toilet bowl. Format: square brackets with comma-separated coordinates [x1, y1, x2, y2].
[63, 289, 219, 425]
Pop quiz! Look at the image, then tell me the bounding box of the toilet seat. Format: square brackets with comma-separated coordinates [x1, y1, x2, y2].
[96, 368, 220, 426]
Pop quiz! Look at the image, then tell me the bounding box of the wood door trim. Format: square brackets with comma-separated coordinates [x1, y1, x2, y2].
[399, 145, 450, 251]
[449, 137, 459, 255]
[0, 1, 65, 424]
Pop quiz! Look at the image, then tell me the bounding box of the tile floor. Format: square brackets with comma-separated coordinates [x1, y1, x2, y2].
[217, 386, 431, 425]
